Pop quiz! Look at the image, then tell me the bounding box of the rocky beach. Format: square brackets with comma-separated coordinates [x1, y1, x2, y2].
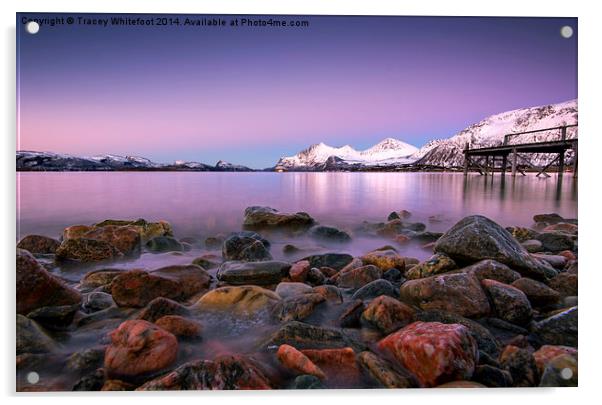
[15, 206, 578, 390]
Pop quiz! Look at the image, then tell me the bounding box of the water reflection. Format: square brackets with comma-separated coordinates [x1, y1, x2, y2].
[17, 171, 577, 241]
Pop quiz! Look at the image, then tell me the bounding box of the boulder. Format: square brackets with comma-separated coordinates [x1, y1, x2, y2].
[271, 293, 325, 322]
[193, 285, 280, 314]
[16, 248, 81, 315]
[104, 320, 177, 379]
[55, 238, 123, 263]
[532, 253, 567, 269]
[290, 375, 324, 389]
[387, 210, 412, 221]
[548, 273, 578, 296]
[414, 310, 501, 357]
[507, 227, 540, 243]
[539, 354, 578, 387]
[499, 345, 539, 387]
[399, 273, 490, 318]
[83, 292, 116, 312]
[312, 285, 343, 303]
[309, 225, 351, 242]
[262, 321, 363, 351]
[65, 347, 105, 373]
[17, 234, 61, 254]
[135, 297, 190, 322]
[79, 269, 123, 291]
[339, 300, 365, 328]
[532, 306, 578, 347]
[301, 347, 361, 383]
[351, 279, 396, 300]
[535, 232, 575, 252]
[405, 253, 456, 279]
[277, 344, 325, 379]
[480, 279, 532, 325]
[16, 314, 57, 354]
[217, 260, 290, 285]
[434, 215, 553, 280]
[275, 282, 313, 299]
[191, 254, 222, 270]
[337, 265, 382, 289]
[303, 253, 354, 271]
[378, 321, 478, 387]
[68, 225, 142, 256]
[94, 219, 173, 243]
[243, 206, 315, 230]
[138, 355, 271, 390]
[361, 295, 415, 334]
[111, 265, 210, 307]
[533, 345, 578, 375]
[26, 304, 79, 329]
[543, 222, 578, 234]
[360, 249, 405, 271]
[533, 213, 565, 224]
[289, 260, 310, 282]
[357, 351, 415, 388]
[522, 239, 543, 253]
[145, 236, 183, 253]
[155, 315, 202, 338]
[511, 278, 560, 308]
[222, 231, 272, 262]
[461, 260, 521, 284]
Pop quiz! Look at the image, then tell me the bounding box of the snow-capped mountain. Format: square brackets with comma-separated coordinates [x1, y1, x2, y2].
[276, 138, 419, 170]
[16, 151, 253, 172]
[215, 160, 252, 171]
[89, 154, 161, 169]
[414, 99, 578, 167]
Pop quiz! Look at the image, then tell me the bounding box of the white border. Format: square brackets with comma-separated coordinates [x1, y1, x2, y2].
[2, 1, 600, 404]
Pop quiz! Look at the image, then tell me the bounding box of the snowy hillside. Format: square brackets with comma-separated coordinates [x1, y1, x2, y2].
[414, 99, 578, 167]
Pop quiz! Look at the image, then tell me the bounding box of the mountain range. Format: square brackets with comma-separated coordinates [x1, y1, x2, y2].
[16, 151, 253, 172]
[16, 99, 577, 172]
[276, 99, 577, 171]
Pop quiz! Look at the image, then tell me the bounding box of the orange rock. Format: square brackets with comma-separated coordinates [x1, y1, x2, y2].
[277, 344, 326, 379]
[558, 250, 577, 261]
[533, 345, 577, 375]
[378, 321, 478, 387]
[155, 315, 202, 338]
[105, 320, 178, 379]
[301, 347, 360, 382]
[361, 295, 415, 334]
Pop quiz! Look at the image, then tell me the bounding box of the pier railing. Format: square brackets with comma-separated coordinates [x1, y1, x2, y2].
[502, 124, 578, 146]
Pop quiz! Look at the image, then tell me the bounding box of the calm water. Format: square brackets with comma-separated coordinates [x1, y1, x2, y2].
[17, 172, 577, 267]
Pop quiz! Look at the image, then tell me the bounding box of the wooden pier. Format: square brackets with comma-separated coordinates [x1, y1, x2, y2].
[463, 124, 578, 177]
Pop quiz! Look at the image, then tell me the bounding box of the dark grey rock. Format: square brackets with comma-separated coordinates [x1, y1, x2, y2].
[217, 260, 290, 285]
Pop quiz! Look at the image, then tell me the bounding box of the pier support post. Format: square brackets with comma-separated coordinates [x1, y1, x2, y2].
[501, 154, 508, 176]
[463, 143, 469, 176]
[573, 141, 578, 178]
[558, 150, 565, 176]
[511, 148, 517, 177]
[485, 156, 490, 176]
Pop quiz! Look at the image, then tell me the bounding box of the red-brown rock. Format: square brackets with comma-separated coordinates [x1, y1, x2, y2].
[277, 344, 326, 379]
[105, 320, 178, 379]
[17, 235, 61, 254]
[377, 321, 478, 387]
[480, 279, 532, 325]
[155, 315, 202, 338]
[301, 347, 360, 383]
[399, 273, 490, 318]
[289, 260, 310, 282]
[16, 248, 81, 315]
[511, 278, 560, 308]
[337, 265, 382, 289]
[361, 295, 415, 334]
[111, 265, 210, 307]
[547, 273, 578, 297]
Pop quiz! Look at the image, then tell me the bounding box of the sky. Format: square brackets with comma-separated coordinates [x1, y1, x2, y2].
[17, 14, 577, 168]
